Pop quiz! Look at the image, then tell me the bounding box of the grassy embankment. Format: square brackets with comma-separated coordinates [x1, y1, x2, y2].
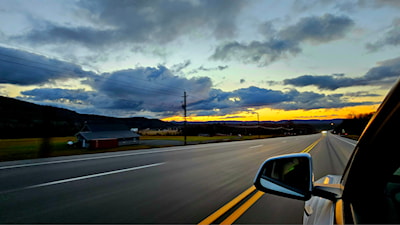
[342, 134, 360, 141]
[0, 135, 275, 162]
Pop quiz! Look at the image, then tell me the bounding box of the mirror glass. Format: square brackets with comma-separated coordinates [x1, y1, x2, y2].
[254, 153, 313, 200]
[262, 156, 311, 192]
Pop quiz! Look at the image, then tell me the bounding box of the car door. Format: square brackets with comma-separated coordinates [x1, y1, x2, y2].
[339, 79, 400, 224]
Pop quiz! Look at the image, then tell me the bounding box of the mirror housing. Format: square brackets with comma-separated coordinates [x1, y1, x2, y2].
[254, 153, 313, 201]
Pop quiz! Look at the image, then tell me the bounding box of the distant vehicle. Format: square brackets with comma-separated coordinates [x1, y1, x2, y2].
[254, 80, 400, 224]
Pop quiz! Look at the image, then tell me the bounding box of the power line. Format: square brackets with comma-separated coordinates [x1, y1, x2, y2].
[0, 46, 236, 119]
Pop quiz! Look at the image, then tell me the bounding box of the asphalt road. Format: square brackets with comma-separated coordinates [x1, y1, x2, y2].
[0, 132, 356, 224]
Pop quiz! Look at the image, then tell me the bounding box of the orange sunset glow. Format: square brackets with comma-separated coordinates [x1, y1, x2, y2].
[162, 104, 381, 122]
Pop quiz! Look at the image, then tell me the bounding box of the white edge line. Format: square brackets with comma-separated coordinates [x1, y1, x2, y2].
[331, 134, 357, 146]
[24, 162, 165, 190]
[1, 138, 267, 170]
[0, 145, 199, 170]
[249, 145, 263, 149]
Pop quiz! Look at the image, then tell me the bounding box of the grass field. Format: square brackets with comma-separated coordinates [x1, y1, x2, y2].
[140, 135, 275, 142]
[0, 135, 277, 162]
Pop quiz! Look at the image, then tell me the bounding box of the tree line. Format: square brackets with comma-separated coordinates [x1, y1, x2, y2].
[333, 112, 375, 136]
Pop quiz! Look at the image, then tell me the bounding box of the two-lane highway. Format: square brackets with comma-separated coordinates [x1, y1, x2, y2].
[0, 133, 356, 223]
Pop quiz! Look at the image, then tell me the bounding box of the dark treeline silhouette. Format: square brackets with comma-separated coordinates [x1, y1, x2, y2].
[0, 96, 174, 138]
[334, 112, 375, 136]
[184, 122, 317, 137]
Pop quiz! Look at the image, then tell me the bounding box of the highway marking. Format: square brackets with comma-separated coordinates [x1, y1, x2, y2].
[0, 145, 206, 170]
[301, 137, 322, 153]
[23, 163, 164, 190]
[198, 186, 257, 225]
[198, 137, 324, 224]
[331, 134, 357, 146]
[220, 191, 264, 225]
[249, 145, 263, 149]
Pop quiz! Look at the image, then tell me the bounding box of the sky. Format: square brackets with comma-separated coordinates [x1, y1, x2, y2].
[0, 0, 399, 122]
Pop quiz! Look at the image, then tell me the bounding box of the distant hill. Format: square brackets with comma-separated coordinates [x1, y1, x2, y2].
[0, 96, 175, 138]
[0, 96, 344, 138]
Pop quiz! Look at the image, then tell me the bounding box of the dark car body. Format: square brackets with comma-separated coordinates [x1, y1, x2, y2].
[254, 80, 400, 224]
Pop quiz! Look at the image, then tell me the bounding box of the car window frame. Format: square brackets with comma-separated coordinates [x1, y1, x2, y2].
[340, 80, 400, 224]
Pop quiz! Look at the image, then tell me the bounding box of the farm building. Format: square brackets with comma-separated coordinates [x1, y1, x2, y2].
[76, 123, 140, 149]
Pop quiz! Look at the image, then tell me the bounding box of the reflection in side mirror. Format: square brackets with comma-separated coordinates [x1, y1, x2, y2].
[254, 153, 313, 201]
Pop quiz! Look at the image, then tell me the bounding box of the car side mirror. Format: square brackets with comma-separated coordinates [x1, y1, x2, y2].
[254, 153, 313, 201]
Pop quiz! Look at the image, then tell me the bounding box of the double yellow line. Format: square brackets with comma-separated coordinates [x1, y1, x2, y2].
[198, 136, 323, 225]
[198, 186, 263, 225]
[301, 137, 323, 153]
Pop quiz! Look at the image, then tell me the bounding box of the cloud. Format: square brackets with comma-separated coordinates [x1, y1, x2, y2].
[284, 56, 400, 90]
[186, 86, 370, 116]
[283, 74, 356, 90]
[85, 65, 212, 115]
[0, 46, 95, 85]
[18, 65, 213, 117]
[344, 91, 381, 97]
[189, 87, 291, 112]
[21, 88, 91, 102]
[357, 0, 400, 9]
[279, 14, 355, 43]
[274, 89, 376, 110]
[292, 0, 400, 13]
[366, 19, 400, 52]
[187, 65, 229, 74]
[210, 39, 301, 66]
[7, 46, 383, 118]
[171, 60, 191, 73]
[13, 0, 246, 49]
[210, 14, 354, 66]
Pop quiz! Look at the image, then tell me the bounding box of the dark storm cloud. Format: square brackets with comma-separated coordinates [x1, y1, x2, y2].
[186, 86, 367, 116]
[284, 57, 400, 90]
[279, 14, 355, 43]
[211, 39, 301, 66]
[18, 64, 213, 116]
[0, 46, 95, 85]
[8, 46, 383, 117]
[13, 22, 116, 49]
[15, 0, 246, 48]
[233, 86, 292, 106]
[283, 74, 356, 90]
[3, 46, 212, 116]
[85, 65, 213, 113]
[210, 14, 354, 66]
[20, 83, 376, 117]
[21, 88, 91, 102]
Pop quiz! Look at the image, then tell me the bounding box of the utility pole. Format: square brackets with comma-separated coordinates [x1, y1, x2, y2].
[255, 112, 260, 139]
[182, 91, 187, 145]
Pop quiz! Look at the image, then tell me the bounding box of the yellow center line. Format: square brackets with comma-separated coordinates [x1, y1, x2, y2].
[220, 191, 264, 225]
[301, 137, 323, 153]
[198, 186, 256, 225]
